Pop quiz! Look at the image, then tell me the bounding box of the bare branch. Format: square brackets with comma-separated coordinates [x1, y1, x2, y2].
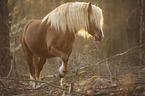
[83, 44, 145, 68]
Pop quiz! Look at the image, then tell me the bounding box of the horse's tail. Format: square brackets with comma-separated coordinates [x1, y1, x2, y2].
[20, 20, 33, 53]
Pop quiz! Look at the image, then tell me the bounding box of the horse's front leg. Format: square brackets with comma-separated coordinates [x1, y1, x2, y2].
[59, 60, 68, 86]
[48, 46, 69, 86]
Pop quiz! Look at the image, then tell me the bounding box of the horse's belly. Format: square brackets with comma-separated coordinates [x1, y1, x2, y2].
[31, 48, 55, 58]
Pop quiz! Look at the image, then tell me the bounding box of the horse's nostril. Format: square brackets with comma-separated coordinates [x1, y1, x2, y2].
[95, 36, 98, 41]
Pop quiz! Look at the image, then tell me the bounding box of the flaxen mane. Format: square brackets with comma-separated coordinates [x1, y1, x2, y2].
[41, 2, 104, 33]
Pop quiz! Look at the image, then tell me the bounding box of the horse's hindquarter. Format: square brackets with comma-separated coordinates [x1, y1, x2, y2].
[25, 20, 49, 57]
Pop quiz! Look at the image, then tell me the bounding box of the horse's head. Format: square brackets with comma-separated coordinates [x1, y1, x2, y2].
[87, 2, 104, 41]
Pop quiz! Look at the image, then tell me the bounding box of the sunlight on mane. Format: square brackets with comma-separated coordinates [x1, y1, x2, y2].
[77, 29, 92, 39]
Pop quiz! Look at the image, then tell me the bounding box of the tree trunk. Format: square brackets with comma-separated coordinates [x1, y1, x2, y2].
[0, 0, 10, 77]
[139, 0, 145, 66]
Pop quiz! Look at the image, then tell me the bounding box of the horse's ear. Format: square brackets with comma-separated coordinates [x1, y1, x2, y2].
[88, 2, 92, 12]
[95, 2, 98, 6]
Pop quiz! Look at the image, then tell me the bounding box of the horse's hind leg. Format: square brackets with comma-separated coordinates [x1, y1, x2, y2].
[37, 58, 46, 79]
[25, 52, 36, 87]
[33, 55, 46, 88]
[33, 55, 40, 88]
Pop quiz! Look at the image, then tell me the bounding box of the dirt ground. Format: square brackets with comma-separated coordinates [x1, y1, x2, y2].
[0, 70, 145, 96]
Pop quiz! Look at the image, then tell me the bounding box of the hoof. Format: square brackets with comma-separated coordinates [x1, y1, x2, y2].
[33, 84, 41, 89]
[62, 83, 69, 88]
[59, 74, 64, 78]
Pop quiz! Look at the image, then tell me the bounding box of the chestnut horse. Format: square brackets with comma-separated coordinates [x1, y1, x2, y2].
[21, 2, 104, 88]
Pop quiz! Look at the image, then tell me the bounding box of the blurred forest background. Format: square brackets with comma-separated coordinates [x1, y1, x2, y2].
[0, 0, 145, 96]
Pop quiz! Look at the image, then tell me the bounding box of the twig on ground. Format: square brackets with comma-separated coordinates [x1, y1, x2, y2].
[0, 77, 86, 96]
[0, 77, 68, 91]
[0, 80, 6, 88]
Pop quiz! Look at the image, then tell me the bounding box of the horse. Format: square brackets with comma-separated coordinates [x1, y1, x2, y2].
[21, 2, 104, 88]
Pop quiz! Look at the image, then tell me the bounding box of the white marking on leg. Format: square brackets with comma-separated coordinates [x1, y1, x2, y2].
[35, 77, 41, 88]
[33, 82, 36, 89]
[60, 78, 64, 86]
[30, 74, 40, 88]
[59, 61, 67, 86]
[59, 62, 66, 77]
[30, 74, 36, 88]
